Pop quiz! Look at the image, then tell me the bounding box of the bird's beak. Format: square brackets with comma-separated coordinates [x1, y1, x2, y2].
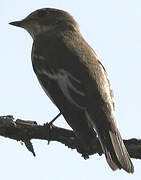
[9, 19, 34, 38]
[9, 20, 24, 28]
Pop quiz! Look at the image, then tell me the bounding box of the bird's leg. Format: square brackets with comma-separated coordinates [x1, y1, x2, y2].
[44, 112, 62, 144]
[49, 112, 62, 125]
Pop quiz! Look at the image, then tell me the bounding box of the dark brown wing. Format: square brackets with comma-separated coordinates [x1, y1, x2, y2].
[31, 31, 134, 173]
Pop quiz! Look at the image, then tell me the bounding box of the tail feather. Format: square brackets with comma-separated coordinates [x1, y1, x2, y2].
[99, 130, 134, 173]
[105, 149, 118, 171]
[85, 111, 134, 173]
[109, 130, 134, 173]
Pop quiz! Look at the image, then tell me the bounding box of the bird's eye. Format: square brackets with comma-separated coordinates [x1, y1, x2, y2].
[38, 10, 49, 18]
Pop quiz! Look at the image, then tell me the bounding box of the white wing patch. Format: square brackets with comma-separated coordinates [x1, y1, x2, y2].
[40, 68, 85, 109]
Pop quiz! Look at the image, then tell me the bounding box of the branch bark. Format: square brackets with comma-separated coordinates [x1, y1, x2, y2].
[0, 115, 141, 159]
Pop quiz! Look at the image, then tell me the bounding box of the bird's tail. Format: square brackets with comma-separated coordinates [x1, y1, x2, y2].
[98, 129, 134, 173]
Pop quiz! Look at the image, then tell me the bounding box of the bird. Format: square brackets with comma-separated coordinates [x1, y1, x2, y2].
[9, 8, 134, 173]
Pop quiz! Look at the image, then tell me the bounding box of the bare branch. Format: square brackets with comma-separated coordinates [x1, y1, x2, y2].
[0, 115, 141, 159]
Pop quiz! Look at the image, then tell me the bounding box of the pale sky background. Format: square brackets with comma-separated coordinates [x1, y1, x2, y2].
[1, 0, 141, 179]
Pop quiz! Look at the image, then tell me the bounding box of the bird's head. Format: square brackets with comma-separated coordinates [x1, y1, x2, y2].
[9, 8, 78, 38]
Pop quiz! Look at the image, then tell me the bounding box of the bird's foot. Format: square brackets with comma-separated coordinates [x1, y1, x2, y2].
[44, 112, 62, 144]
